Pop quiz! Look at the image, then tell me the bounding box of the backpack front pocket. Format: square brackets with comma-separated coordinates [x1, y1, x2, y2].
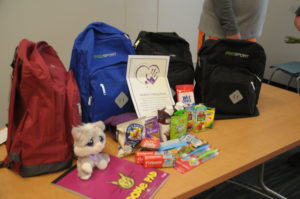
[204, 66, 258, 115]
[89, 63, 133, 121]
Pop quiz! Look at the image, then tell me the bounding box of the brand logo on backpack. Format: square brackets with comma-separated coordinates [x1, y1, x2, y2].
[225, 51, 249, 58]
[94, 52, 117, 59]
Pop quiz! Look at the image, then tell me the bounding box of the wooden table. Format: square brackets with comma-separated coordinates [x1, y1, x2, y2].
[1, 84, 300, 199]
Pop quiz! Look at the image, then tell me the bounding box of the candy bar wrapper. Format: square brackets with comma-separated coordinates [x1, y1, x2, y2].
[145, 116, 160, 139]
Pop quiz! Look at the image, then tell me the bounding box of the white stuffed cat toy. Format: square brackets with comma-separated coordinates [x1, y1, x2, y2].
[72, 121, 110, 180]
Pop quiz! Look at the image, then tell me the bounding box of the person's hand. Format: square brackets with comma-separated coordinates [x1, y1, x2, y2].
[226, 33, 241, 40]
[294, 16, 300, 31]
[285, 36, 300, 44]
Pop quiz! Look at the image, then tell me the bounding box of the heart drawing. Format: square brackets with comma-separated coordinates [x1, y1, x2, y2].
[135, 64, 160, 85]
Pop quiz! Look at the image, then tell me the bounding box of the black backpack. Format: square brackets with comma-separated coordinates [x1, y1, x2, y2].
[134, 31, 194, 101]
[194, 39, 266, 119]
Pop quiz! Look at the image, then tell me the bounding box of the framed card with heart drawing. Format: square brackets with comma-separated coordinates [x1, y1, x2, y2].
[126, 55, 174, 118]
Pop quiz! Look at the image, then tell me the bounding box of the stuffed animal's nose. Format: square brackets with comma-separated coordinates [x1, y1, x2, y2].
[96, 142, 102, 149]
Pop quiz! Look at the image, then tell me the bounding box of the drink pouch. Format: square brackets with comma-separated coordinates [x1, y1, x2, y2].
[193, 104, 207, 133]
[157, 102, 185, 142]
[170, 111, 188, 140]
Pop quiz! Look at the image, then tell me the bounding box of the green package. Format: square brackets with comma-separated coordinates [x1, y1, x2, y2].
[170, 112, 188, 140]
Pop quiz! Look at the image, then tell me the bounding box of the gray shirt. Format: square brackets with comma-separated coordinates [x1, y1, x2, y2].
[199, 0, 269, 39]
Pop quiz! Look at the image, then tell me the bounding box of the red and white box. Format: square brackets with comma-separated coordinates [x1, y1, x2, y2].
[143, 154, 176, 168]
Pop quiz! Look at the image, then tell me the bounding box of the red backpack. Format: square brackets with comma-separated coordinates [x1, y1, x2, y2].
[2, 39, 81, 177]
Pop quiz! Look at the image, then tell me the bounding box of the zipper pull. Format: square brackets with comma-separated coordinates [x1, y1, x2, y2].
[100, 84, 106, 96]
[254, 74, 262, 82]
[77, 103, 82, 116]
[124, 33, 130, 40]
[134, 39, 140, 48]
[250, 81, 256, 91]
[88, 96, 92, 106]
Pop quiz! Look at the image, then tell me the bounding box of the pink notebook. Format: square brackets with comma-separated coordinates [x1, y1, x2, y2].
[52, 155, 170, 199]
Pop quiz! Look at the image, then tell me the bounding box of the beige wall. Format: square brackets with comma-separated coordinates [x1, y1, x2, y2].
[0, 0, 126, 126]
[0, 0, 299, 126]
[0, 0, 202, 126]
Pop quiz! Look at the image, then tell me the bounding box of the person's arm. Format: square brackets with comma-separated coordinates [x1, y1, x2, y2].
[212, 0, 241, 39]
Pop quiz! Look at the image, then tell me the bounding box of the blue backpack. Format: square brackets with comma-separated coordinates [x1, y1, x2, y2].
[70, 22, 136, 122]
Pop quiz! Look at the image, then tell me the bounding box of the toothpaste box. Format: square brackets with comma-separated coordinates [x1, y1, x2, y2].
[143, 154, 176, 168]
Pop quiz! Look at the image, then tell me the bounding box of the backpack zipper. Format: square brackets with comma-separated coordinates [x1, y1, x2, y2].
[88, 96, 92, 106]
[100, 84, 106, 95]
[254, 74, 262, 82]
[88, 84, 106, 106]
[250, 81, 256, 91]
[249, 73, 262, 92]
[134, 39, 140, 49]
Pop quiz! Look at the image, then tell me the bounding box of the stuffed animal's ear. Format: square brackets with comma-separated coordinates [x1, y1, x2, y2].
[71, 126, 82, 140]
[94, 120, 105, 131]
